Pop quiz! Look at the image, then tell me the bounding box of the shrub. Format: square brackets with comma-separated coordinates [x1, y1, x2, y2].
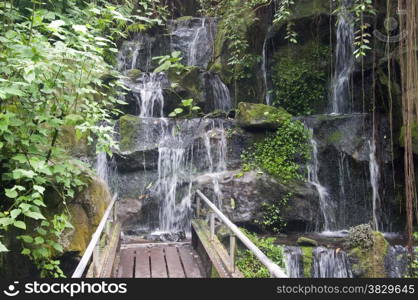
[344, 224, 375, 250]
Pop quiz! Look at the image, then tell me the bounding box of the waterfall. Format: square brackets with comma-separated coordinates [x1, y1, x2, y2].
[130, 73, 166, 118]
[330, 0, 354, 114]
[368, 140, 381, 231]
[385, 245, 409, 278]
[189, 19, 206, 66]
[96, 152, 109, 184]
[312, 247, 353, 278]
[307, 132, 336, 231]
[262, 35, 272, 106]
[206, 73, 232, 112]
[284, 246, 304, 278]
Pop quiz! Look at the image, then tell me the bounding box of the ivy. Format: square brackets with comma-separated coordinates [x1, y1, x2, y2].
[241, 118, 311, 183]
[271, 44, 330, 115]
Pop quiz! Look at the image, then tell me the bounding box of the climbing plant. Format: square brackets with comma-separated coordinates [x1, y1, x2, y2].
[271, 44, 330, 115]
[255, 192, 292, 233]
[242, 118, 311, 183]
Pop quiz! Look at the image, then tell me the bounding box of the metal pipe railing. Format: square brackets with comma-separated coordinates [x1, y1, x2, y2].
[72, 193, 118, 278]
[196, 190, 288, 278]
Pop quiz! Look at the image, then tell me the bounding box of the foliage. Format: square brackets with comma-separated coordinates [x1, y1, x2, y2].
[169, 99, 201, 118]
[0, 0, 135, 277]
[153, 51, 191, 74]
[271, 44, 330, 115]
[125, 0, 169, 33]
[344, 224, 375, 250]
[200, 0, 270, 80]
[242, 118, 311, 183]
[273, 0, 297, 44]
[255, 192, 291, 233]
[236, 228, 285, 278]
[334, 0, 376, 58]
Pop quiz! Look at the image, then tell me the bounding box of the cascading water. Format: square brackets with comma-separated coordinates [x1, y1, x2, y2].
[368, 140, 381, 231]
[312, 247, 353, 278]
[284, 246, 304, 278]
[262, 33, 272, 106]
[204, 72, 232, 112]
[96, 152, 109, 184]
[125, 73, 167, 118]
[330, 0, 354, 114]
[306, 130, 336, 231]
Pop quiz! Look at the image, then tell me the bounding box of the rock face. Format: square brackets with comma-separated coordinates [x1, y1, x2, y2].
[61, 176, 111, 254]
[302, 113, 398, 231]
[195, 170, 320, 232]
[236, 102, 291, 130]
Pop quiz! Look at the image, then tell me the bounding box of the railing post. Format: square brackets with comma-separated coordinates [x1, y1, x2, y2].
[210, 213, 215, 241]
[196, 195, 201, 218]
[229, 234, 236, 273]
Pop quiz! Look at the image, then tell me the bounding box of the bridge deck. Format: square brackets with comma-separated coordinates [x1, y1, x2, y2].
[116, 243, 203, 278]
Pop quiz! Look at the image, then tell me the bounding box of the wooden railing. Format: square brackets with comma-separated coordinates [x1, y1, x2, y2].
[72, 193, 119, 278]
[195, 190, 288, 278]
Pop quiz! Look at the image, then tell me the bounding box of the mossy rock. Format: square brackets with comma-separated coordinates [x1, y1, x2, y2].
[58, 125, 91, 158]
[61, 177, 112, 254]
[236, 102, 291, 130]
[348, 231, 389, 278]
[297, 237, 319, 247]
[175, 16, 193, 22]
[399, 122, 418, 155]
[119, 114, 141, 152]
[301, 246, 313, 278]
[126, 69, 142, 79]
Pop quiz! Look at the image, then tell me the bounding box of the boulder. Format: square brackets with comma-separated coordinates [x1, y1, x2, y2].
[236, 102, 291, 130]
[195, 170, 320, 232]
[61, 177, 111, 254]
[296, 237, 319, 247]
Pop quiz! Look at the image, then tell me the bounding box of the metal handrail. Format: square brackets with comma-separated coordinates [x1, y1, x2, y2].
[196, 190, 288, 278]
[72, 193, 118, 278]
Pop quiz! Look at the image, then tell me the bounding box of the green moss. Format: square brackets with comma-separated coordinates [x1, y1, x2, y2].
[126, 69, 142, 79]
[271, 42, 330, 115]
[119, 115, 140, 152]
[327, 130, 344, 144]
[399, 122, 418, 155]
[297, 237, 318, 247]
[236, 102, 292, 129]
[301, 247, 313, 278]
[348, 231, 389, 278]
[175, 16, 193, 22]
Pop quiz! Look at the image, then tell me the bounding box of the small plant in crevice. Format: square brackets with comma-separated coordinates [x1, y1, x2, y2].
[241, 118, 311, 183]
[152, 51, 191, 74]
[236, 228, 285, 278]
[344, 223, 375, 250]
[255, 193, 291, 234]
[169, 99, 201, 118]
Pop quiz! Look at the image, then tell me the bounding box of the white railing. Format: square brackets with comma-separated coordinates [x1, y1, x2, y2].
[196, 190, 288, 278]
[72, 193, 118, 278]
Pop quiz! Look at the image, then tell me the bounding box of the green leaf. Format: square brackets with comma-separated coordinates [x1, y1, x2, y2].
[19, 235, 34, 243]
[0, 217, 13, 227]
[12, 169, 36, 179]
[10, 209, 21, 219]
[33, 185, 45, 195]
[13, 221, 26, 230]
[24, 211, 46, 220]
[5, 188, 18, 199]
[21, 248, 31, 255]
[0, 241, 8, 252]
[34, 237, 44, 245]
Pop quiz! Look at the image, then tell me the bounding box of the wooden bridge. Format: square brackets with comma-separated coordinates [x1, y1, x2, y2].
[71, 191, 287, 279]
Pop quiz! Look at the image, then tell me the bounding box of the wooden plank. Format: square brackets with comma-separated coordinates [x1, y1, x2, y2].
[150, 247, 168, 278]
[135, 248, 151, 278]
[117, 248, 135, 278]
[165, 247, 186, 278]
[178, 246, 202, 278]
